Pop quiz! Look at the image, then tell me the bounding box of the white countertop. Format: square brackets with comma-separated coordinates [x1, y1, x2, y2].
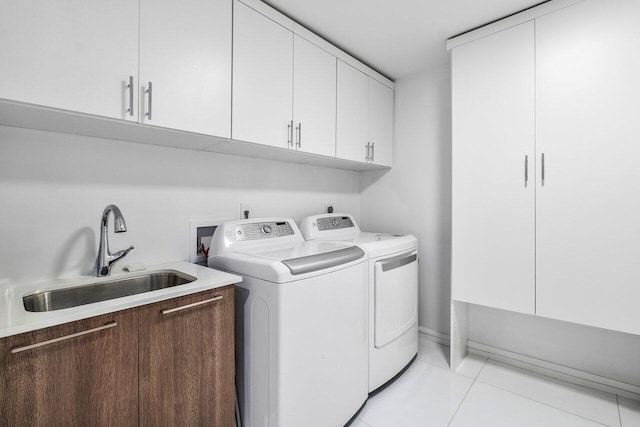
[0, 261, 241, 339]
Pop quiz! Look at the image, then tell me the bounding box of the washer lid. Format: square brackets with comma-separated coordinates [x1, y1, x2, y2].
[282, 246, 365, 275]
[209, 240, 366, 282]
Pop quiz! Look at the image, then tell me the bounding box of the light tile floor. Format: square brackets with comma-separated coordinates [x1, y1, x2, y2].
[354, 339, 640, 427]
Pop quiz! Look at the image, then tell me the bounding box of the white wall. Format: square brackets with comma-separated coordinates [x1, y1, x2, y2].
[360, 64, 452, 335]
[0, 125, 360, 286]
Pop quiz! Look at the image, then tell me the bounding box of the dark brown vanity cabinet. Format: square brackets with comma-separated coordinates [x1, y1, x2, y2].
[0, 285, 235, 427]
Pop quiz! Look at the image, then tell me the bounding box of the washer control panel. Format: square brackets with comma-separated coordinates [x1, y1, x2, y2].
[317, 216, 355, 231]
[235, 221, 295, 241]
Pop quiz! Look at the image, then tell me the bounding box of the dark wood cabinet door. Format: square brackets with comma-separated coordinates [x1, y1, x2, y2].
[0, 309, 138, 427]
[139, 286, 235, 426]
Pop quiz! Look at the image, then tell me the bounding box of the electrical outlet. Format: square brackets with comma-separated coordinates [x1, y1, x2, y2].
[240, 203, 251, 219]
[323, 204, 334, 214]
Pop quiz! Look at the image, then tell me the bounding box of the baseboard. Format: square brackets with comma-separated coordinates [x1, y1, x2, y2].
[467, 340, 640, 402]
[418, 326, 451, 346]
[419, 326, 640, 401]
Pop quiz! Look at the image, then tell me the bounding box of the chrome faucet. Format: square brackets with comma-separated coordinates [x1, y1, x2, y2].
[97, 204, 134, 277]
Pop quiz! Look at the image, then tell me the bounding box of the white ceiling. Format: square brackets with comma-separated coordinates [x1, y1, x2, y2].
[263, 0, 544, 80]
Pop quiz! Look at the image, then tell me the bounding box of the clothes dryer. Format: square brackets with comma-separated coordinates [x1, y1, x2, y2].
[300, 213, 418, 393]
[208, 218, 368, 427]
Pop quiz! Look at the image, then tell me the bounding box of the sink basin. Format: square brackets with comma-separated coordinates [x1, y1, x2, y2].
[23, 271, 196, 312]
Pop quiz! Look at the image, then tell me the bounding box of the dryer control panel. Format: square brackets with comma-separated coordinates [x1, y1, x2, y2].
[317, 216, 355, 231]
[300, 213, 362, 240]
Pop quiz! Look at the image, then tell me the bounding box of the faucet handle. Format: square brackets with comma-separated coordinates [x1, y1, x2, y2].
[113, 245, 135, 259]
[100, 246, 135, 277]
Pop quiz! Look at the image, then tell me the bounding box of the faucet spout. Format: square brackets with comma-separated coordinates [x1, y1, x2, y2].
[97, 205, 134, 277]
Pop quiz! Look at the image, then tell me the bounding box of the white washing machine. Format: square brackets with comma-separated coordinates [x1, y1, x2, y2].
[300, 213, 419, 393]
[208, 218, 368, 427]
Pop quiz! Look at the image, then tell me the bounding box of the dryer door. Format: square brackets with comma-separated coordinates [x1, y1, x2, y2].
[374, 251, 419, 348]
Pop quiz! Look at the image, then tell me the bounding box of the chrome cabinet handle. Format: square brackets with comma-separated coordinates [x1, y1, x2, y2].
[146, 82, 153, 120]
[525, 155, 529, 187]
[161, 295, 223, 315]
[287, 120, 293, 148]
[127, 76, 134, 117]
[371, 142, 375, 162]
[541, 153, 545, 186]
[296, 123, 301, 148]
[365, 143, 370, 161]
[11, 322, 117, 354]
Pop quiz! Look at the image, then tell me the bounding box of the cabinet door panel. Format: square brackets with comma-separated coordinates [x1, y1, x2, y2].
[369, 78, 394, 167]
[451, 21, 535, 314]
[293, 35, 337, 157]
[139, 0, 232, 137]
[139, 286, 235, 426]
[0, 310, 138, 426]
[336, 60, 369, 162]
[536, 0, 640, 334]
[0, 0, 139, 121]
[232, 1, 293, 148]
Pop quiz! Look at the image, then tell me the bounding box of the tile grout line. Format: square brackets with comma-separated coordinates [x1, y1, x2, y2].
[617, 395, 623, 427]
[355, 417, 373, 427]
[416, 356, 454, 372]
[445, 356, 489, 427]
[475, 360, 611, 427]
[415, 356, 486, 382]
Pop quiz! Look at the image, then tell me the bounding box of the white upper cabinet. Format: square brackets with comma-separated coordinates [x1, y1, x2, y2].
[451, 21, 536, 314]
[232, 1, 293, 148]
[0, 0, 139, 121]
[535, 0, 640, 335]
[368, 78, 393, 167]
[139, 0, 231, 137]
[0, 0, 393, 170]
[336, 61, 369, 163]
[232, 3, 338, 157]
[336, 61, 394, 165]
[292, 35, 337, 157]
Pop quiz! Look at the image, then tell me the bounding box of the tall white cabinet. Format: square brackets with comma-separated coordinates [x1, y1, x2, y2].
[451, 21, 535, 315]
[451, 0, 640, 342]
[535, 0, 640, 335]
[0, 0, 139, 121]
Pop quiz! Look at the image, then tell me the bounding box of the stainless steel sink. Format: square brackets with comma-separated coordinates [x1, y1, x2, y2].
[23, 271, 196, 312]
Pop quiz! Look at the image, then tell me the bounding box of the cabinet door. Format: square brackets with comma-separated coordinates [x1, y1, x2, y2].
[0, 310, 138, 426]
[0, 0, 139, 121]
[368, 78, 394, 167]
[336, 60, 369, 162]
[139, 0, 232, 137]
[292, 35, 337, 157]
[451, 21, 535, 314]
[139, 286, 235, 426]
[536, 0, 640, 334]
[232, 1, 293, 148]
